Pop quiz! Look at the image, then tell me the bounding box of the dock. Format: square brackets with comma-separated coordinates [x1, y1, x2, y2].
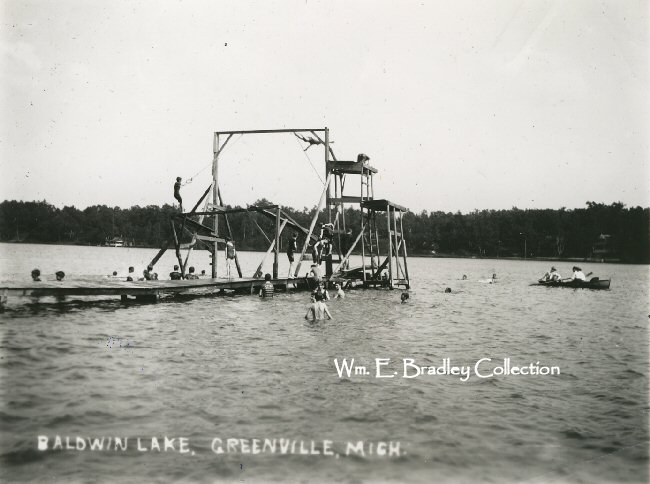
[0, 277, 312, 304]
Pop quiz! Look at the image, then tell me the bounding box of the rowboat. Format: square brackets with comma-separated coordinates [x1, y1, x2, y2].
[531, 278, 611, 290]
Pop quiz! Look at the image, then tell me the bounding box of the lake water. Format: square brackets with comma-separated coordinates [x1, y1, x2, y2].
[0, 243, 648, 483]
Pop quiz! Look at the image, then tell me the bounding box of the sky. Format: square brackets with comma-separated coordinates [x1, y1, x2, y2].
[1, 0, 648, 214]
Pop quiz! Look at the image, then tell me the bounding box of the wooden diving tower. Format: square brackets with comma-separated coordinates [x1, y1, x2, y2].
[0, 127, 410, 309]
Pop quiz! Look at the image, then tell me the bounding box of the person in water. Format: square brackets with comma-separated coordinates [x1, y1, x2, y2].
[305, 293, 332, 321]
[571, 266, 586, 281]
[259, 273, 274, 298]
[541, 266, 561, 282]
[334, 283, 345, 299]
[169, 265, 182, 280]
[286, 233, 298, 278]
[461, 274, 467, 280]
[31, 269, 41, 282]
[401, 292, 409, 303]
[313, 282, 330, 301]
[173, 176, 183, 212]
[55, 271, 65, 281]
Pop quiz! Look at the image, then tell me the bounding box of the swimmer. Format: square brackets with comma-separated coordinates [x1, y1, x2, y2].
[401, 292, 409, 303]
[31, 269, 41, 282]
[55, 271, 65, 281]
[305, 293, 332, 321]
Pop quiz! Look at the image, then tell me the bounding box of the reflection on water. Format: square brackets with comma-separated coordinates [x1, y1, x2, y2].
[0, 244, 648, 483]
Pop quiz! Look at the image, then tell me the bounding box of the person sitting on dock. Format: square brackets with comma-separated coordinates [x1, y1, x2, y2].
[308, 263, 322, 284]
[185, 266, 199, 279]
[143, 265, 158, 281]
[305, 293, 332, 321]
[571, 266, 586, 281]
[174, 176, 183, 212]
[311, 239, 323, 265]
[55, 271, 65, 281]
[126, 266, 137, 282]
[287, 233, 298, 278]
[541, 266, 561, 282]
[169, 265, 183, 280]
[31, 269, 41, 282]
[259, 273, 274, 298]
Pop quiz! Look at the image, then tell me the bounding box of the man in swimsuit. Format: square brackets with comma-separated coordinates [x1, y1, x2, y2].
[305, 293, 332, 321]
[174, 177, 183, 212]
[287, 233, 298, 278]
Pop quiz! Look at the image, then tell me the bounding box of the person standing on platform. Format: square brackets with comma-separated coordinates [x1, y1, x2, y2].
[287, 233, 298, 278]
[225, 237, 236, 280]
[173, 177, 183, 212]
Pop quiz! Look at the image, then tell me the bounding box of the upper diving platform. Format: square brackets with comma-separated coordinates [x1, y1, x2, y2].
[326, 161, 379, 175]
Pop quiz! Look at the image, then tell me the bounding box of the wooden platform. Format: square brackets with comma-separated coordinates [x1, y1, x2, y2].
[0, 276, 307, 302]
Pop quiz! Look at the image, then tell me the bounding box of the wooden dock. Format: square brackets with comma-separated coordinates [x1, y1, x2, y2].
[0, 277, 311, 306]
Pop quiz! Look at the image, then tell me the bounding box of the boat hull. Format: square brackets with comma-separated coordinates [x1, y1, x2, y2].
[532, 278, 611, 289]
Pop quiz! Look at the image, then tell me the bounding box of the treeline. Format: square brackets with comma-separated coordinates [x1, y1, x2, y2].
[0, 200, 648, 263]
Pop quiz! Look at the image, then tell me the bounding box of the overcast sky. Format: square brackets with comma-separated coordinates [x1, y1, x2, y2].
[1, 0, 648, 214]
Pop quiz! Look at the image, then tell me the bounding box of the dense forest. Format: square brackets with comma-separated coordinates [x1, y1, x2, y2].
[0, 200, 648, 263]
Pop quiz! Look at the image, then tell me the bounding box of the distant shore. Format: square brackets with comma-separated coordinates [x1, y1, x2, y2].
[0, 241, 637, 264]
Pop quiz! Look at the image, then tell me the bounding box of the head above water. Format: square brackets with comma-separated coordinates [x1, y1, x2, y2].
[55, 271, 65, 281]
[401, 292, 409, 301]
[31, 268, 40, 279]
[444, 287, 452, 293]
[112, 271, 118, 276]
[174, 265, 179, 271]
[128, 266, 134, 272]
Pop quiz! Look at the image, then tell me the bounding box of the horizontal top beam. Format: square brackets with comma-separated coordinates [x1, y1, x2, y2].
[183, 205, 278, 216]
[215, 128, 326, 135]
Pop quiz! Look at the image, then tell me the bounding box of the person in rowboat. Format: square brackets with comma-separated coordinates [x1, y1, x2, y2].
[540, 266, 561, 282]
[571, 266, 586, 281]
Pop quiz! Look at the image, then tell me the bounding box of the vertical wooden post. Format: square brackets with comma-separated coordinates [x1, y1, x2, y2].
[273, 207, 280, 279]
[361, 209, 366, 284]
[325, 127, 331, 224]
[392, 209, 401, 280]
[386, 205, 393, 289]
[211, 133, 219, 278]
[400, 214, 410, 288]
